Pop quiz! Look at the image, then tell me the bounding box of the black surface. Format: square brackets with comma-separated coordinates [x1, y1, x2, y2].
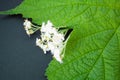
[0, 0, 52, 80]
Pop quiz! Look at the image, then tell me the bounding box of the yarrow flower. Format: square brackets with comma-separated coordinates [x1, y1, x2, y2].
[36, 20, 65, 63]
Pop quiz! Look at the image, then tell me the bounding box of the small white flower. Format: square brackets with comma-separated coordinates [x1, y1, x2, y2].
[41, 33, 51, 41]
[52, 33, 64, 44]
[47, 42, 55, 52]
[41, 21, 58, 35]
[53, 48, 63, 63]
[23, 19, 34, 36]
[23, 19, 31, 29]
[36, 38, 49, 54]
[36, 38, 41, 47]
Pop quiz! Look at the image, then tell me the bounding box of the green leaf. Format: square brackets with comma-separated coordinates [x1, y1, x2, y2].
[1, 0, 120, 80]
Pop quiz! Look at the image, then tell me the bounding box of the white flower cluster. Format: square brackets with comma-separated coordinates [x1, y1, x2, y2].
[23, 19, 34, 36]
[36, 20, 64, 63]
[23, 19, 65, 63]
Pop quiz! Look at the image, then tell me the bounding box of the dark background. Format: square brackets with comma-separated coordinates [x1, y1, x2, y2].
[0, 0, 52, 80]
